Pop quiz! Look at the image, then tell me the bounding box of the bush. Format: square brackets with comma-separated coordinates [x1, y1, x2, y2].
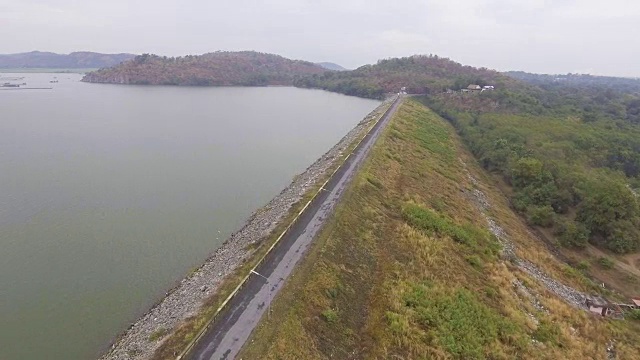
[321, 309, 339, 323]
[575, 260, 590, 271]
[606, 219, 640, 253]
[325, 287, 339, 299]
[526, 205, 555, 227]
[555, 219, 589, 248]
[628, 309, 640, 320]
[598, 257, 615, 269]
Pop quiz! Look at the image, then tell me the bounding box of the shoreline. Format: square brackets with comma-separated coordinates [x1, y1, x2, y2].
[99, 97, 395, 360]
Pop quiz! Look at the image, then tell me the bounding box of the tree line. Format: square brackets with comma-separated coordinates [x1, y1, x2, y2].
[424, 76, 640, 253]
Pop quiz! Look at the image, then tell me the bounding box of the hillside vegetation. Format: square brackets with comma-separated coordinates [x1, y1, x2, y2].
[425, 72, 640, 256]
[0, 51, 134, 69]
[82, 51, 327, 86]
[82, 53, 513, 98]
[507, 71, 640, 94]
[294, 55, 515, 98]
[240, 99, 640, 359]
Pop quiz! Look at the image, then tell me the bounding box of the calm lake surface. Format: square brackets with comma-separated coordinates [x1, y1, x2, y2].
[0, 73, 380, 360]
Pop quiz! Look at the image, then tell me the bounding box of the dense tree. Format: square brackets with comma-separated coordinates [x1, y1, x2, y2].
[423, 72, 640, 253]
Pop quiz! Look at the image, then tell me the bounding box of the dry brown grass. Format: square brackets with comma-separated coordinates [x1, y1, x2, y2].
[239, 99, 640, 360]
[149, 108, 389, 360]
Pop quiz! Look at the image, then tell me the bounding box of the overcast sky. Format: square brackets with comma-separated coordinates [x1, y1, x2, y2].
[1, 0, 639, 77]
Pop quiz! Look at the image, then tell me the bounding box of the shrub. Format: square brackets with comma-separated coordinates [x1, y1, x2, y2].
[321, 309, 339, 323]
[598, 257, 615, 269]
[325, 287, 339, 299]
[526, 205, 555, 227]
[575, 260, 590, 271]
[628, 309, 640, 321]
[555, 219, 589, 248]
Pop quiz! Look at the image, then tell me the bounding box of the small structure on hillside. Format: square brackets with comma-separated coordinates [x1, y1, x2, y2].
[482, 85, 495, 91]
[467, 84, 482, 91]
[586, 298, 623, 318]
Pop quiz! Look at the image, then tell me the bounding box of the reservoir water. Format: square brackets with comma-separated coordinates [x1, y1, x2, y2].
[0, 73, 380, 359]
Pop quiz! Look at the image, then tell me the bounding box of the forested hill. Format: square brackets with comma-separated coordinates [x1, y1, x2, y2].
[425, 67, 640, 255]
[82, 53, 515, 97]
[82, 51, 328, 86]
[294, 55, 516, 98]
[0, 51, 135, 69]
[506, 71, 640, 93]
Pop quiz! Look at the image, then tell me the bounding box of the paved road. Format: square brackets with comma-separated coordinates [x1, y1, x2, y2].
[189, 95, 403, 360]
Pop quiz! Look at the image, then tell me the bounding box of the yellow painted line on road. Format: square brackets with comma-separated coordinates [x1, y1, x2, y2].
[175, 95, 399, 360]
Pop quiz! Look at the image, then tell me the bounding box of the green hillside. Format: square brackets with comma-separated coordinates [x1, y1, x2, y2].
[240, 99, 640, 359]
[294, 55, 515, 98]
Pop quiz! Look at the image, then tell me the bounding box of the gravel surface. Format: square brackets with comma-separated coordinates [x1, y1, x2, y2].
[98, 98, 395, 360]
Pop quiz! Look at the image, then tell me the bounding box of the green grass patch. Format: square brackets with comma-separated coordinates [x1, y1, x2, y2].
[402, 203, 501, 259]
[321, 309, 339, 323]
[598, 256, 615, 269]
[237, 99, 640, 360]
[401, 284, 526, 359]
[532, 320, 563, 346]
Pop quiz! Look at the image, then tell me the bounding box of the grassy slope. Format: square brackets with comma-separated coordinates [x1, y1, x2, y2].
[150, 102, 393, 359]
[239, 99, 640, 359]
[426, 97, 640, 298]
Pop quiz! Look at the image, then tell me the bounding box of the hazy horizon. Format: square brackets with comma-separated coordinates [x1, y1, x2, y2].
[0, 49, 640, 79]
[2, 1, 640, 77]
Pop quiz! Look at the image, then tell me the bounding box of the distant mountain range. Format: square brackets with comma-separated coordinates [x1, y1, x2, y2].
[0, 51, 135, 69]
[82, 51, 329, 86]
[315, 62, 347, 71]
